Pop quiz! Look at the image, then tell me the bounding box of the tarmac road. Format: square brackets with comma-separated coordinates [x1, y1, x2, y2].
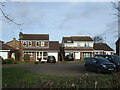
[3, 61, 98, 76]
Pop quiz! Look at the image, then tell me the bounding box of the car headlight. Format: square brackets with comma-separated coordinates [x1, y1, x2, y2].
[113, 64, 116, 67]
[102, 65, 106, 68]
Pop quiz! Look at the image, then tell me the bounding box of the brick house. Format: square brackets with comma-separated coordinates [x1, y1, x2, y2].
[61, 36, 114, 60]
[5, 38, 21, 60]
[0, 41, 19, 60]
[19, 32, 59, 61]
[94, 43, 114, 55]
[116, 38, 120, 56]
[62, 36, 94, 60]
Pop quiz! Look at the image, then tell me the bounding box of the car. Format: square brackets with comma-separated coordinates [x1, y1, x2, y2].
[95, 55, 120, 71]
[47, 56, 56, 63]
[84, 57, 116, 73]
[64, 54, 74, 61]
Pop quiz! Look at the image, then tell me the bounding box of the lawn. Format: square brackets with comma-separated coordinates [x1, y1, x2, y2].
[2, 67, 120, 88]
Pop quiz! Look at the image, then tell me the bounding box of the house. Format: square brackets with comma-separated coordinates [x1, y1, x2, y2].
[116, 38, 120, 56]
[93, 43, 114, 55]
[61, 36, 114, 60]
[0, 41, 18, 60]
[19, 32, 59, 61]
[5, 38, 21, 60]
[62, 36, 94, 60]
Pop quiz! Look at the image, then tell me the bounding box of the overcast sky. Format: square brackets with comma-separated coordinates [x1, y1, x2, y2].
[1, 2, 118, 50]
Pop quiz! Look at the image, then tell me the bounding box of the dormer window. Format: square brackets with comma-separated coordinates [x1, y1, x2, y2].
[36, 41, 40, 47]
[28, 41, 32, 47]
[23, 41, 26, 46]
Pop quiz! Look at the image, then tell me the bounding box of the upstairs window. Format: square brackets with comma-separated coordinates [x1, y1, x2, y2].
[23, 41, 26, 46]
[36, 41, 40, 47]
[84, 43, 89, 47]
[41, 41, 45, 47]
[28, 41, 32, 47]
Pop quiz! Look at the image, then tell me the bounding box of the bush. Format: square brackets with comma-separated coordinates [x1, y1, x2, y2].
[24, 54, 30, 60]
[13, 61, 18, 64]
[35, 61, 39, 64]
[5, 58, 14, 64]
[2, 60, 6, 64]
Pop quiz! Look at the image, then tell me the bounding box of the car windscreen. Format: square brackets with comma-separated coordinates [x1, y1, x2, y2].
[97, 58, 109, 63]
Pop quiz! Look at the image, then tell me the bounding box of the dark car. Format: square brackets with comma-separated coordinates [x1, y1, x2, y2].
[64, 54, 74, 61]
[95, 55, 120, 71]
[84, 57, 116, 73]
[47, 56, 56, 63]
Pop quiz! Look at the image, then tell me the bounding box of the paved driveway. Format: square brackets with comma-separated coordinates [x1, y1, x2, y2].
[3, 61, 98, 76]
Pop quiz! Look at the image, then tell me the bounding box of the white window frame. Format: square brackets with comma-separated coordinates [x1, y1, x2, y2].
[23, 41, 26, 46]
[36, 41, 40, 47]
[41, 41, 45, 47]
[28, 41, 32, 47]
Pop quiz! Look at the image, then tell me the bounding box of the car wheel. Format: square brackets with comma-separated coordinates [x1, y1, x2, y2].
[97, 68, 102, 74]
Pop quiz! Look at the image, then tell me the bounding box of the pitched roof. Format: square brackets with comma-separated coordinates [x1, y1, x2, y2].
[19, 32, 49, 40]
[94, 43, 114, 51]
[63, 36, 93, 43]
[49, 41, 60, 50]
[0, 42, 17, 51]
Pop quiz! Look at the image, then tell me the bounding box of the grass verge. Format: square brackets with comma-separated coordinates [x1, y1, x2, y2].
[2, 67, 120, 88]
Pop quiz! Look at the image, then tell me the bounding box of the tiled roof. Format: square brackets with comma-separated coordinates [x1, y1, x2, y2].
[49, 41, 60, 50]
[94, 43, 114, 51]
[19, 32, 49, 40]
[63, 36, 93, 43]
[0, 42, 17, 51]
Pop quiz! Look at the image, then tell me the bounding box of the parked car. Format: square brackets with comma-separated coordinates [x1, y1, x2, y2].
[64, 54, 74, 61]
[95, 55, 120, 71]
[47, 56, 56, 63]
[84, 57, 116, 73]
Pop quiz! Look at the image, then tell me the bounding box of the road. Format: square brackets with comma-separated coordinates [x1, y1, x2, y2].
[3, 61, 98, 76]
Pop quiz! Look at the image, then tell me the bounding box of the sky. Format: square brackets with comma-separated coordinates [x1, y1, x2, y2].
[0, 1, 119, 50]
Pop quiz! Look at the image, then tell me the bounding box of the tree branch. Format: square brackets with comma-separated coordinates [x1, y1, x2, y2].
[0, 1, 23, 26]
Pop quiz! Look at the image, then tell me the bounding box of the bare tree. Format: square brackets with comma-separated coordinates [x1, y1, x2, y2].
[93, 36, 104, 43]
[111, 1, 120, 38]
[0, 1, 23, 25]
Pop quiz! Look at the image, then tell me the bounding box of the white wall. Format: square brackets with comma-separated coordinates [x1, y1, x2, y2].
[48, 52, 58, 61]
[0, 52, 8, 59]
[65, 41, 93, 47]
[75, 52, 80, 59]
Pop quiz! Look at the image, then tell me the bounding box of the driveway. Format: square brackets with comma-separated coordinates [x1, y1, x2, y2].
[3, 61, 98, 76]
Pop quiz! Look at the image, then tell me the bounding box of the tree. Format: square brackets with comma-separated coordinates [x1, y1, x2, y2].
[0, 1, 23, 25]
[112, 1, 120, 38]
[93, 36, 104, 43]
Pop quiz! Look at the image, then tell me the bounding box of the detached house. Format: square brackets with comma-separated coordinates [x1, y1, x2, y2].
[62, 36, 114, 60]
[62, 36, 94, 60]
[19, 32, 59, 61]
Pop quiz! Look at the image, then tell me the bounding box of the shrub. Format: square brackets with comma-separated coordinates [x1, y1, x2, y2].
[2, 60, 6, 64]
[24, 54, 30, 61]
[5, 58, 14, 64]
[13, 61, 18, 64]
[35, 61, 39, 64]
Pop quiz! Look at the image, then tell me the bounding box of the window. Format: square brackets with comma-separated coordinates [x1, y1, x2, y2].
[36, 41, 40, 47]
[84, 43, 89, 47]
[23, 41, 26, 46]
[41, 41, 45, 47]
[77, 43, 80, 47]
[83, 53, 90, 57]
[28, 41, 32, 47]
